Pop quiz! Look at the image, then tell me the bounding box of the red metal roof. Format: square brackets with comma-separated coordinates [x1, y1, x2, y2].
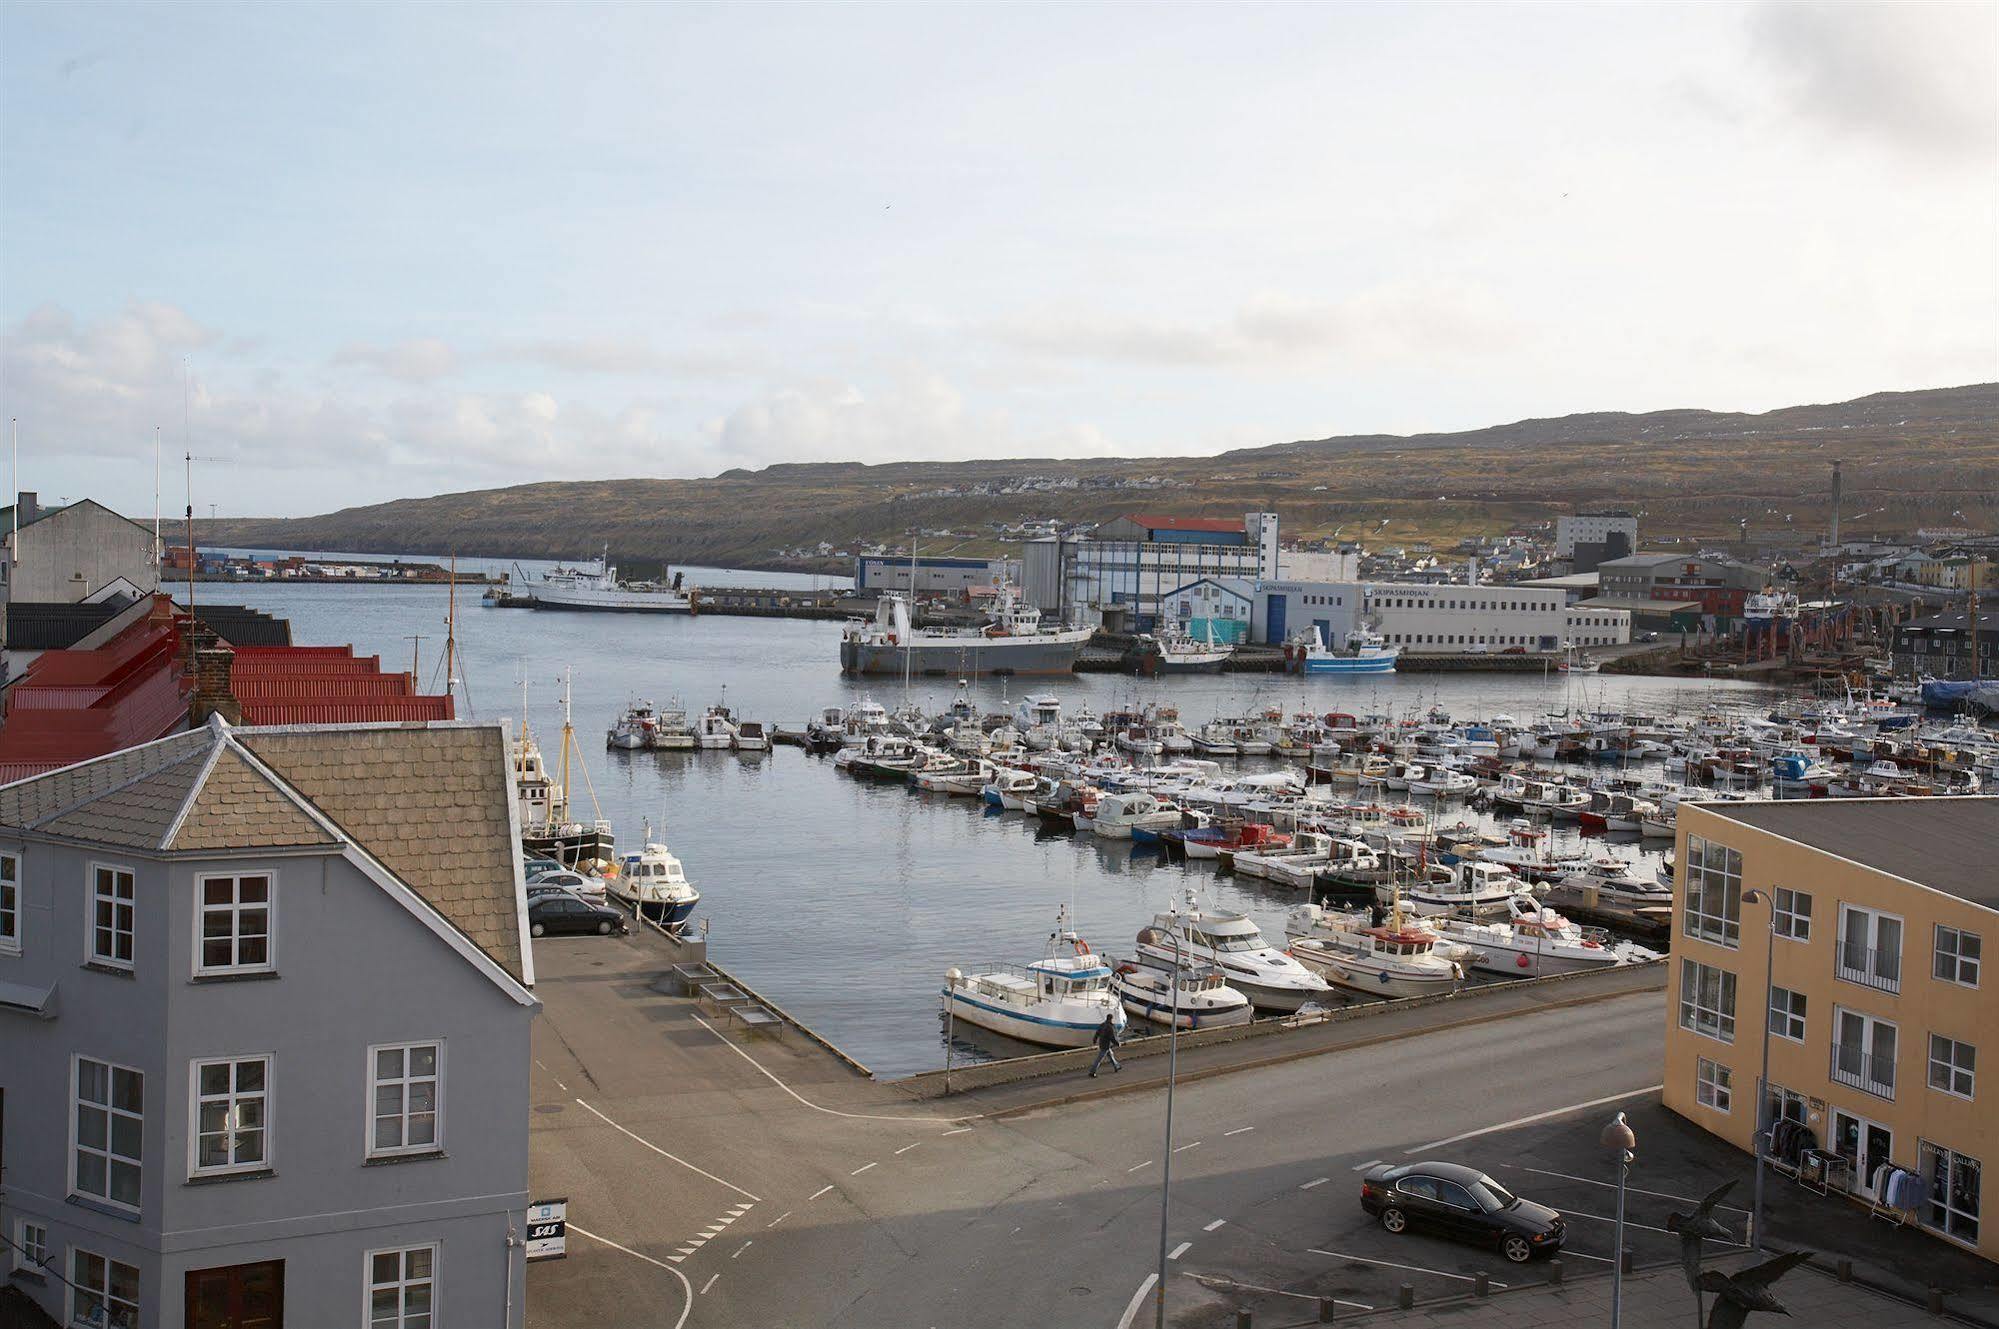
[1123, 513, 1247, 534]
[230, 644, 453, 726]
[0, 622, 192, 782]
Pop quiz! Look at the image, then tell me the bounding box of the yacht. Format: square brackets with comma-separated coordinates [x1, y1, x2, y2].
[1399, 860, 1534, 919]
[942, 908, 1120, 1048]
[841, 583, 1092, 676]
[1284, 903, 1464, 999]
[1431, 894, 1659, 978]
[1554, 855, 1674, 908]
[611, 826, 700, 931]
[1135, 890, 1332, 1011]
[535, 553, 694, 613]
[1112, 954, 1254, 1029]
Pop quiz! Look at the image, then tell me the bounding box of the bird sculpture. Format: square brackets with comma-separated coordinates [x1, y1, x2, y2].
[1696, 1249, 1815, 1329]
[1666, 1180, 1740, 1291]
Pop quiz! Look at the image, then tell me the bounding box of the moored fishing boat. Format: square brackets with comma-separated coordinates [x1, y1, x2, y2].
[1112, 953, 1253, 1029]
[942, 908, 1119, 1048]
[841, 583, 1092, 676]
[1285, 902, 1465, 999]
[611, 824, 700, 931]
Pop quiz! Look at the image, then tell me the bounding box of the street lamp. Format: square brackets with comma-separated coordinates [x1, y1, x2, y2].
[1154, 931, 1183, 1329]
[1601, 1111, 1637, 1329]
[1741, 888, 1778, 1252]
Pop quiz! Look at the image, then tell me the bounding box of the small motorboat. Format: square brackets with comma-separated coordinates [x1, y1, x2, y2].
[943, 907, 1120, 1048]
[732, 719, 772, 752]
[1135, 889, 1332, 1012]
[982, 766, 1039, 810]
[1430, 894, 1659, 978]
[610, 824, 700, 931]
[695, 704, 739, 750]
[1399, 860, 1535, 919]
[1554, 855, 1674, 908]
[1233, 829, 1341, 889]
[1091, 791, 1185, 840]
[1112, 953, 1253, 1029]
[1180, 821, 1291, 862]
[1286, 904, 1464, 999]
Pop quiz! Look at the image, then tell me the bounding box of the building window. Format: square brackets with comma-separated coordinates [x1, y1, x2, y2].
[70, 1248, 141, 1328]
[1837, 903, 1903, 993]
[1696, 1057, 1732, 1112]
[1682, 838, 1741, 947]
[90, 864, 136, 969]
[192, 1056, 271, 1174]
[369, 1042, 441, 1157]
[196, 873, 274, 975]
[1935, 925, 1981, 988]
[0, 850, 18, 954]
[1919, 1141, 1981, 1244]
[1831, 1006, 1898, 1100]
[12, 1219, 47, 1274]
[1772, 888, 1811, 942]
[1678, 958, 1736, 1042]
[1929, 1035, 1976, 1100]
[1768, 986, 1807, 1042]
[367, 1245, 436, 1329]
[74, 1056, 143, 1210]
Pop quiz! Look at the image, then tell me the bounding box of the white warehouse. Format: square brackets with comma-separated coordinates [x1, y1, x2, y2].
[1255, 581, 1630, 653]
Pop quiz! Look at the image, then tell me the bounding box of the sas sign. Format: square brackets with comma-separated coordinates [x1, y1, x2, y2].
[526, 1198, 568, 1261]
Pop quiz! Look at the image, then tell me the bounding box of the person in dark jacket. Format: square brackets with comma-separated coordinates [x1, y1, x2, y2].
[1088, 1012, 1122, 1077]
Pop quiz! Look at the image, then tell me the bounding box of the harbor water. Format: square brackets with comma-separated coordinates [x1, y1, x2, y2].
[220, 580, 1776, 1077]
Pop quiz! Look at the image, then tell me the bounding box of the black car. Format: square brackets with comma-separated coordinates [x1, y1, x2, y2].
[1359, 1162, 1563, 1263]
[528, 895, 628, 938]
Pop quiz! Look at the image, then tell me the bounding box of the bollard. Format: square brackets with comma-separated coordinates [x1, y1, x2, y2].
[1928, 1289, 1946, 1317]
[1398, 1283, 1415, 1310]
[1236, 1310, 1253, 1329]
[1620, 1245, 1634, 1275]
[1548, 1259, 1565, 1285]
[1837, 1259, 1853, 1284]
[1318, 1296, 1337, 1322]
[1473, 1271, 1490, 1298]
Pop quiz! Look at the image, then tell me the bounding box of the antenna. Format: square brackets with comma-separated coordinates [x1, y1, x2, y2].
[153, 426, 162, 580]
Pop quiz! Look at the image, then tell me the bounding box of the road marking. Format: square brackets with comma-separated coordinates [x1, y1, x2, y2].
[1173, 1140, 1201, 1153]
[1115, 1274, 1159, 1329]
[895, 1142, 921, 1155]
[731, 1240, 752, 1259]
[1404, 1085, 1663, 1154]
[808, 1185, 834, 1201]
[1308, 1248, 1509, 1288]
[699, 1274, 719, 1295]
[1183, 1272, 1370, 1310]
[1223, 1126, 1255, 1137]
[575, 1099, 763, 1201]
[1351, 1158, 1384, 1171]
[1498, 1164, 1752, 1214]
[850, 1162, 877, 1176]
[570, 1224, 694, 1329]
[1561, 1248, 1614, 1263]
[1299, 1177, 1329, 1190]
[767, 1210, 792, 1228]
[943, 1126, 974, 1136]
[693, 1013, 981, 1123]
[1167, 1241, 1192, 1261]
[1127, 1160, 1153, 1173]
[1203, 1219, 1226, 1232]
[1561, 1209, 1749, 1242]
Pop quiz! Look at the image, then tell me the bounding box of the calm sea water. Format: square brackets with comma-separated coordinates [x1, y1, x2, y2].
[221, 580, 1778, 1076]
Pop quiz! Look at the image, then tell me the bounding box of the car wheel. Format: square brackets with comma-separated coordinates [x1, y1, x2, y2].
[530, 922, 546, 937]
[1501, 1234, 1534, 1264]
[597, 920, 614, 935]
[1380, 1207, 1408, 1235]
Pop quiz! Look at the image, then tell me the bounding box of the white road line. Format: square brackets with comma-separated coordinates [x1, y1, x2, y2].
[1203, 1219, 1226, 1232]
[1115, 1274, 1159, 1329]
[575, 1099, 763, 1202]
[894, 1142, 921, 1155]
[1561, 1248, 1614, 1263]
[692, 1013, 981, 1123]
[1223, 1126, 1255, 1137]
[1173, 1141, 1201, 1153]
[1127, 1160, 1153, 1173]
[571, 1224, 694, 1329]
[1308, 1248, 1508, 1288]
[731, 1240, 753, 1259]
[699, 1274, 719, 1295]
[1561, 1209, 1750, 1242]
[1498, 1164, 1752, 1214]
[943, 1126, 974, 1136]
[1182, 1272, 1370, 1310]
[1351, 1158, 1384, 1171]
[808, 1185, 834, 1201]
[1299, 1177, 1329, 1190]
[767, 1210, 792, 1228]
[1168, 1241, 1192, 1261]
[1404, 1085, 1663, 1154]
[850, 1162, 877, 1176]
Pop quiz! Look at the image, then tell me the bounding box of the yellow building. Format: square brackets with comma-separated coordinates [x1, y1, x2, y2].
[1663, 797, 1997, 1262]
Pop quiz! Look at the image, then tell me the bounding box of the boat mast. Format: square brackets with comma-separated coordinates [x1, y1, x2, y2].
[443, 554, 459, 709]
[903, 537, 916, 704]
[558, 667, 574, 819]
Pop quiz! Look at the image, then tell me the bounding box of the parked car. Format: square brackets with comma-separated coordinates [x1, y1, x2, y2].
[527, 868, 607, 902]
[524, 855, 564, 878]
[526, 882, 585, 903]
[1359, 1162, 1563, 1263]
[528, 895, 628, 938]
[1639, 631, 1661, 643]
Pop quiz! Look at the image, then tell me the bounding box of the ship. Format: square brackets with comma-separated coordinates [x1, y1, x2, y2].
[1284, 625, 1399, 676]
[514, 675, 617, 870]
[1138, 622, 1235, 674]
[533, 550, 694, 614]
[839, 584, 1092, 676]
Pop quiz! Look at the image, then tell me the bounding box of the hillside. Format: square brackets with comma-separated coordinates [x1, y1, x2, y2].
[199, 384, 1999, 571]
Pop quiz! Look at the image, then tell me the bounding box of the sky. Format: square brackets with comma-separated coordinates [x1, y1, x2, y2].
[1, 1, 1994, 519]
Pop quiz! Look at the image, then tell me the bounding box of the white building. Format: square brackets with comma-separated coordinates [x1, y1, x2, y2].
[1555, 511, 1639, 559]
[1020, 512, 1279, 629]
[1254, 581, 1630, 653]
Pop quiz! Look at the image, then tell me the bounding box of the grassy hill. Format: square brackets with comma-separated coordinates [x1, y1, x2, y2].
[198, 383, 1999, 572]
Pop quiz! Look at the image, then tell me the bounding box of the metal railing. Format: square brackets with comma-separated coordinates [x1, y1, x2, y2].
[1835, 938, 1901, 993]
[1829, 1044, 1897, 1100]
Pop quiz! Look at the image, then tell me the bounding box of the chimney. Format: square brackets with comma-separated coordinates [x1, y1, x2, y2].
[190, 642, 243, 726]
[16, 491, 37, 525]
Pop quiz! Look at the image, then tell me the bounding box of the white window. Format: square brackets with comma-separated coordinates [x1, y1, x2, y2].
[0, 850, 18, 954]
[191, 1055, 271, 1174]
[1768, 986, 1807, 1042]
[1935, 925, 1981, 988]
[195, 873, 274, 975]
[1772, 888, 1811, 942]
[369, 1042, 442, 1157]
[367, 1244, 437, 1329]
[1683, 837, 1741, 947]
[89, 864, 135, 969]
[1837, 904, 1903, 993]
[1929, 1035, 1976, 1100]
[73, 1056, 143, 1210]
[70, 1248, 140, 1328]
[12, 1219, 47, 1274]
[1832, 1006, 1898, 1100]
[1678, 957, 1736, 1043]
[1695, 1056, 1732, 1112]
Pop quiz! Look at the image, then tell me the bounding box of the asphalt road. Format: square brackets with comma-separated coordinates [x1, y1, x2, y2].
[524, 931, 1667, 1328]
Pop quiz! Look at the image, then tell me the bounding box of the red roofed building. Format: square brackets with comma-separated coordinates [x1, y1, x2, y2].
[226, 645, 455, 725]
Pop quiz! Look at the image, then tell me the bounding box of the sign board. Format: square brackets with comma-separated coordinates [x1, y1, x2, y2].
[526, 1198, 568, 1261]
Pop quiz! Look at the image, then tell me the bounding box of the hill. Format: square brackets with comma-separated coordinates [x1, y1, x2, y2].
[198, 383, 1999, 572]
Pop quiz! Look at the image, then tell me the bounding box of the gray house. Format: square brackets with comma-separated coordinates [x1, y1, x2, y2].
[0, 717, 538, 1328]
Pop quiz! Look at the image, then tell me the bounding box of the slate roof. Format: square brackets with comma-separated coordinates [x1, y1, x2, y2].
[3, 600, 126, 650]
[193, 603, 293, 647]
[0, 718, 528, 988]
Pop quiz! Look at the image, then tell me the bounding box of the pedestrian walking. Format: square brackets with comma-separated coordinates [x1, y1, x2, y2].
[1088, 1011, 1122, 1077]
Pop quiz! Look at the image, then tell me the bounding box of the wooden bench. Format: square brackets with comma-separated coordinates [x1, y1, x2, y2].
[728, 1005, 785, 1039]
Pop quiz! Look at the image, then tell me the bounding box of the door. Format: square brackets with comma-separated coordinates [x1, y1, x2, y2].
[1430, 1178, 1487, 1239]
[186, 1260, 284, 1328]
[1267, 595, 1287, 643]
[1831, 1110, 1896, 1200]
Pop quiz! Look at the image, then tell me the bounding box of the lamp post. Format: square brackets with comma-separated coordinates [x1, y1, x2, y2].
[1741, 888, 1778, 1252]
[1601, 1111, 1637, 1329]
[1154, 932, 1183, 1329]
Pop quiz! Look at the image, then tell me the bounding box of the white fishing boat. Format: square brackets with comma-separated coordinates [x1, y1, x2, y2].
[982, 766, 1040, 810]
[611, 824, 700, 931]
[1232, 830, 1341, 889]
[1112, 954, 1254, 1029]
[1399, 859, 1534, 919]
[1285, 903, 1464, 999]
[607, 700, 658, 750]
[1091, 790, 1185, 840]
[1431, 894, 1658, 978]
[1134, 889, 1332, 1011]
[651, 699, 697, 750]
[695, 704, 739, 750]
[842, 583, 1092, 676]
[942, 908, 1120, 1048]
[1408, 766, 1477, 797]
[1144, 622, 1236, 674]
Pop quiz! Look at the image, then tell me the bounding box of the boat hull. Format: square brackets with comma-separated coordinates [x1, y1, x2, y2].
[535, 587, 693, 613]
[840, 636, 1086, 676]
[1301, 655, 1398, 675]
[942, 989, 1104, 1048]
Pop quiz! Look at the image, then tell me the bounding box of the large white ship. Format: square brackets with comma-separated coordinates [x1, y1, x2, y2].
[839, 584, 1092, 676]
[533, 553, 694, 614]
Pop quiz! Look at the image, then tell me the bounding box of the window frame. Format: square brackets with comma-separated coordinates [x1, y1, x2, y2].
[192, 870, 277, 977]
[1678, 957, 1737, 1044]
[189, 1053, 274, 1178]
[1772, 887, 1812, 942]
[1768, 986, 1807, 1043]
[1682, 837, 1742, 948]
[1831, 1005, 1899, 1100]
[1934, 924, 1981, 989]
[0, 848, 20, 955]
[1837, 903, 1904, 992]
[1695, 1056, 1733, 1113]
[1928, 1034, 1976, 1101]
[11, 1218, 47, 1274]
[69, 1246, 141, 1329]
[364, 1242, 439, 1329]
[1919, 1140, 1981, 1246]
[71, 1053, 144, 1213]
[365, 1040, 445, 1159]
[86, 861, 137, 971]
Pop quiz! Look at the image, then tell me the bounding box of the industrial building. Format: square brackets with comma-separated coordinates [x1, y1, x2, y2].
[1155, 577, 1255, 644]
[1020, 513, 1280, 630]
[1555, 511, 1638, 572]
[1664, 798, 1998, 1263]
[1895, 609, 1997, 681]
[1597, 552, 1770, 626]
[1251, 581, 1629, 652]
[854, 555, 1021, 596]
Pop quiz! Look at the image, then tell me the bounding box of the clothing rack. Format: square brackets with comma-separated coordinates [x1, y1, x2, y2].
[1869, 1161, 1928, 1227]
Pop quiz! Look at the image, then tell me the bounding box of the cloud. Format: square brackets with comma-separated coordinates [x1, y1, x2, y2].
[331, 337, 458, 382]
[1747, 1, 1997, 160]
[490, 337, 771, 380]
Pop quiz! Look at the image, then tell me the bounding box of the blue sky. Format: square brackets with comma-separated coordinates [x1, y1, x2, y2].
[2, 1, 1993, 518]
